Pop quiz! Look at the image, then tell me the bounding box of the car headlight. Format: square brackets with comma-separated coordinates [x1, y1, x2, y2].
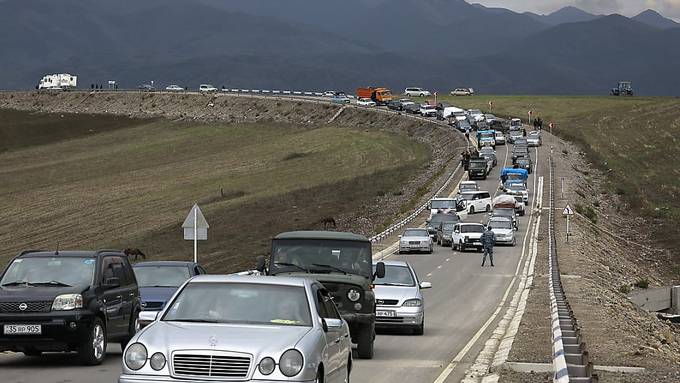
[279, 349, 303, 377]
[52, 294, 83, 311]
[258, 357, 276, 375]
[124, 343, 147, 371]
[347, 289, 361, 302]
[150, 352, 166, 371]
[402, 299, 422, 307]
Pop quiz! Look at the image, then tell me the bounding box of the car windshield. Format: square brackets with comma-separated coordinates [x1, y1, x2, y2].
[403, 229, 428, 237]
[510, 184, 525, 191]
[372, 265, 415, 287]
[511, 131, 522, 136]
[469, 110, 482, 115]
[163, 282, 312, 326]
[469, 161, 486, 169]
[0, 257, 95, 287]
[430, 214, 457, 225]
[460, 184, 476, 190]
[431, 199, 457, 209]
[489, 220, 513, 229]
[461, 225, 484, 233]
[442, 223, 456, 231]
[133, 266, 191, 288]
[271, 239, 371, 277]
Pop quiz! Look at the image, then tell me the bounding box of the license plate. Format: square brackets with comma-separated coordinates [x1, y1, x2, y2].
[376, 310, 396, 317]
[3, 324, 42, 335]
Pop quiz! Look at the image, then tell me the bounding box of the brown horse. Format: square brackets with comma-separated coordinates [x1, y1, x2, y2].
[123, 248, 146, 262]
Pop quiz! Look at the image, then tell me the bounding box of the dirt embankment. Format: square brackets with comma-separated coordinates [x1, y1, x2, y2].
[0, 91, 465, 271]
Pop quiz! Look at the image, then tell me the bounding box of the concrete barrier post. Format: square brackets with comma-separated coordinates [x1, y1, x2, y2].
[672, 286, 680, 315]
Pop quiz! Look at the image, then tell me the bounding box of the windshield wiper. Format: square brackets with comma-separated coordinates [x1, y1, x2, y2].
[167, 318, 221, 323]
[31, 281, 72, 287]
[312, 263, 347, 275]
[1, 281, 32, 287]
[375, 282, 411, 286]
[147, 285, 179, 288]
[274, 262, 310, 273]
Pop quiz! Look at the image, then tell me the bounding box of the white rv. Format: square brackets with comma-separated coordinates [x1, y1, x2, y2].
[38, 73, 77, 90]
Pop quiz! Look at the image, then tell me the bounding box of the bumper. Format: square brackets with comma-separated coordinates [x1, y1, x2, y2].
[0, 310, 95, 352]
[399, 244, 430, 252]
[375, 306, 423, 327]
[495, 236, 515, 244]
[119, 375, 316, 383]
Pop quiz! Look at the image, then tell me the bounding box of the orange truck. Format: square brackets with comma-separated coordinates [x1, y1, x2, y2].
[356, 87, 393, 105]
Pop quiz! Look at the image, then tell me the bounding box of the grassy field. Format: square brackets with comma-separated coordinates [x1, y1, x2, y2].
[427, 95, 680, 250]
[0, 110, 430, 272]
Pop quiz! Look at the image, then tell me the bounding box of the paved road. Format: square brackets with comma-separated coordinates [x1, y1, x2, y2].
[0, 139, 547, 383]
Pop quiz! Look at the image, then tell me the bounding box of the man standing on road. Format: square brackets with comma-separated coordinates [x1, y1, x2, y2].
[480, 226, 495, 267]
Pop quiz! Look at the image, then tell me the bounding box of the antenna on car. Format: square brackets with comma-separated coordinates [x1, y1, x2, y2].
[55, 242, 60, 255]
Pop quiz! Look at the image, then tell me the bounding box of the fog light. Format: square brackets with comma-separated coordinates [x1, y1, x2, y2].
[69, 322, 77, 329]
[354, 303, 362, 311]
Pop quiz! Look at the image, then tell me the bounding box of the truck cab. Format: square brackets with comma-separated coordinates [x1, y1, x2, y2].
[258, 231, 384, 359]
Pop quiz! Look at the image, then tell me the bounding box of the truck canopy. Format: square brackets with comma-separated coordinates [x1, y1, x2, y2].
[493, 194, 517, 207]
[500, 168, 528, 179]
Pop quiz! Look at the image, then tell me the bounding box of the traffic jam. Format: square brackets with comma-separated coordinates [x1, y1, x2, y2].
[0, 90, 541, 382]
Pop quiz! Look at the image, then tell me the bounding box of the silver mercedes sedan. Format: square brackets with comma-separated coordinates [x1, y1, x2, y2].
[119, 275, 352, 383]
[372, 261, 431, 335]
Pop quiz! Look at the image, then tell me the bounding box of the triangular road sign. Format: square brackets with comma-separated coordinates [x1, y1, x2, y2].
[182, 204, 209, 229]
[562, 204, 574, 216]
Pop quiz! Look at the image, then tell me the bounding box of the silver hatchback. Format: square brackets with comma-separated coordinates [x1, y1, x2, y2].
[119, 275, 352, 383]
[372, 261, 432, 335]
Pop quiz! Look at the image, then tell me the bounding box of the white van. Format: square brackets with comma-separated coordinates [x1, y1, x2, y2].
[427, 197, 466, 220]
[199, 84, 217, 92]
[459, 191, 493, 214]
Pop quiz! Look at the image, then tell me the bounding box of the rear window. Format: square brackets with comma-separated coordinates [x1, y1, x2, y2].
[461, 225, 484, 233]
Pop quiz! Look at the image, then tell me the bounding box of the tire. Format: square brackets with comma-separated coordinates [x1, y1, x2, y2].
[120, 310, 140, 351]
[428, 246, 433, 254]
[485, 204, 491, 212]
[469, 206, 475, 214]
[23, 348, 42, 357]
[78, 317, 107, 365]
[460, 241, 465, 252]
[413, 317, 424, 335]
[357, 325, 374, 359]
[315, 368, 323, 383]
[511, 238, 517, 246]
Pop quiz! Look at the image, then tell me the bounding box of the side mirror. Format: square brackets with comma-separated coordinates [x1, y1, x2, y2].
[102, 277, 120, 289]
[429, 234, 435, 239]
[323, 318, 343, 332]
[138, 311, 158, 328]
[256, 255, 266, 273]
[419, 282, 432, 289]
[398, 235, 402, 239]
[454, 230, 460, 234]
[374, 262, 386, 279]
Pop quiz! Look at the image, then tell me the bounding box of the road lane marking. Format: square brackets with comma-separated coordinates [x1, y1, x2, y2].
[433, 148, 542, 383]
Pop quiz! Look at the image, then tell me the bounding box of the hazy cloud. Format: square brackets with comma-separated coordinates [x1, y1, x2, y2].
[472, 0, 680, 19]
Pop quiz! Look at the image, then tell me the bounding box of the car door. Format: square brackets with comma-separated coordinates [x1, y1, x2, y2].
[452, 224, 460, 243]
[315, 289, 343, 382]
[100, 256, 127, 336]
[118, 256, 139, 331]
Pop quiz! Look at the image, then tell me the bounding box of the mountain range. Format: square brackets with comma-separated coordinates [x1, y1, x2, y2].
[0, 0, 678, 95]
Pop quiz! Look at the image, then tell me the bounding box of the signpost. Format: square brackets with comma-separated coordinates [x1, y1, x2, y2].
[528, 110, 532, 125]
[561, 177, 565, 199]
[562, 204, 574, 242]
[182, 204, 209, 263]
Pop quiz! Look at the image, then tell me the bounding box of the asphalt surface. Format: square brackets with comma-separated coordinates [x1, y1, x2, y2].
[0, 125, 547, 383]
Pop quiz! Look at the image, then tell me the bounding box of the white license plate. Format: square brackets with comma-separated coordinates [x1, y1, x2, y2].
[376, 310, 396, 317]
[3, 324, 42, 335]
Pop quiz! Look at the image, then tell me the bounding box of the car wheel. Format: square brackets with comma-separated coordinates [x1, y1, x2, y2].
[357, 325, 374, 359]
[428, 246, 433, 254]
[485, 204, 491, 212]
[23, 348, 42, 357]
[314, 368, 324, 383]
[413, 317, 425, 336]
[460, 241, 465, 252]
[469, 206, 475, 214]
[78, 317, 107, 365]
[120, 310, 140, 350]
[512, 238, 517, 246]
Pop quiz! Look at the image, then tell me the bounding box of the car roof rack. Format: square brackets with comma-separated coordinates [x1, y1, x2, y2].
[18, 249, 44, 256]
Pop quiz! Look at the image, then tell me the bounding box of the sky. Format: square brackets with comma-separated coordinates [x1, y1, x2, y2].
[472, 0, 680, 20]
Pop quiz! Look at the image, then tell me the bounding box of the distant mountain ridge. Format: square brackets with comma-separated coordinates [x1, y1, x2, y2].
[0, 0, 679, 95]
[632, 9, 680, 29]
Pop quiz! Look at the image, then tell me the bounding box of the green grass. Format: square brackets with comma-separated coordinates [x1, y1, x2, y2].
[0, 110, 430, 271]
[425, 95, 680, 251]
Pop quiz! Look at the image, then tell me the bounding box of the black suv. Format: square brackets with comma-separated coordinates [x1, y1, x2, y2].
[0, 249, 141, 364]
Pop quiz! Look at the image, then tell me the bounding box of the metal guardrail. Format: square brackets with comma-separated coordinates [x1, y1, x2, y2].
[548, 155, 598, 383]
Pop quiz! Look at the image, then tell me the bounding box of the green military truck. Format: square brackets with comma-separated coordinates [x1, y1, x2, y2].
[257, 231, 385, 359]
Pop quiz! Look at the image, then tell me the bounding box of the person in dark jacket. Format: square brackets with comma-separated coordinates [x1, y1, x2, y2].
[480, 226, 496, 267]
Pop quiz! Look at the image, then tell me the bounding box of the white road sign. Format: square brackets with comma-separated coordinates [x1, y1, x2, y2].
[182, 204, 209, 240]
[562, 204, 574, 216]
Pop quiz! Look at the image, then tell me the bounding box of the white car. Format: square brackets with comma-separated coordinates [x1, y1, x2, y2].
[451, 223, 486, 252]
[398, 228, 433, 254]
[357, 98, 376, 106]
[506, 183, 529, 204]
[487, 216, 516, 246]
[323, 91, 336, 97]
[404, 87, 432, 97]
[459, 191, 492, 214]
[527, 131, 542, 146]
[495, 131, 506, 145]
[165, 85, 183, 91]
[450, 88, 472, 96]
[468, 109, 485, 122]
[419, 104, 437, 117]
[510, 118, 523, 130]
[199, 84, 217, 92]
[458, 181, 479, 194]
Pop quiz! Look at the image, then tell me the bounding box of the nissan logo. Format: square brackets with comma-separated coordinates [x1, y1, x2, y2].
[18, 303, 28, 311]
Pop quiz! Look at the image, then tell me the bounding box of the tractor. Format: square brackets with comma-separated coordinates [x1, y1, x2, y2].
[611, 81, 634, 96]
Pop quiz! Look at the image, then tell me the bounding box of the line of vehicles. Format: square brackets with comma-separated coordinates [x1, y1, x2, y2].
[0, 228, 436, 382]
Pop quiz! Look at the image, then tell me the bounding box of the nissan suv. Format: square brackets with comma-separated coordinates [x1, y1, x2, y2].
[0, 249, 141, 364]
[258, 231, 385, 359]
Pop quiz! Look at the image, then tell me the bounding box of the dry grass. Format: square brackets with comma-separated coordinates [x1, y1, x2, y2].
[0, 110, 430, 271]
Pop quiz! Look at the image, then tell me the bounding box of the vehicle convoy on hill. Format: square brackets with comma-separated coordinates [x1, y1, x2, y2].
[356, 87, 393, 105]
[257, 231, 384, 359]
[611, 81, 633, 96]
[38, 73, 77, 90]
[0, 250, 141, 365]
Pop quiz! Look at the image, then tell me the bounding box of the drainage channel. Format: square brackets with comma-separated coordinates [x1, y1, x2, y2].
[548, 155, 598, 383]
